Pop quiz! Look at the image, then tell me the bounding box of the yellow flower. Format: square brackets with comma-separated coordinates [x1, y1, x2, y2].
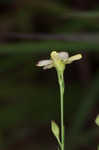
[36, 51, 82, 71]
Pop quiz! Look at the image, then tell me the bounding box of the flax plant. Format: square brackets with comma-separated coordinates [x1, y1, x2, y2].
[37, 51, 82, 150]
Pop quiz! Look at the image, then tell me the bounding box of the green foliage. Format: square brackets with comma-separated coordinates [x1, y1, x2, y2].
[0, 41, 99, 57]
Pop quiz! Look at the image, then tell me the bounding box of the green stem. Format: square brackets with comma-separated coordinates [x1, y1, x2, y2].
[57, 71, 64, 150]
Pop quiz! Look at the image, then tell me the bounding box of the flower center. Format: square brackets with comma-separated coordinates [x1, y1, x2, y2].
[50, 51, 65, 73]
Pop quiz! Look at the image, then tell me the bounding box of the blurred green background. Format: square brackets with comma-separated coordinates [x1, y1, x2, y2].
[0, 0, 99, 150]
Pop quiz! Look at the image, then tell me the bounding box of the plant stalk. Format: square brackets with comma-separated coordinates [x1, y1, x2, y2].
[57, 71, 64, 150]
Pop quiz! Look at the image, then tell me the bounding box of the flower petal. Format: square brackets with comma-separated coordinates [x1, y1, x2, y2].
[58, 52, 69, 60]
[36, 59, 53, 67]
[43, 64, 54, 70]
[65, 54, 82, 64]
